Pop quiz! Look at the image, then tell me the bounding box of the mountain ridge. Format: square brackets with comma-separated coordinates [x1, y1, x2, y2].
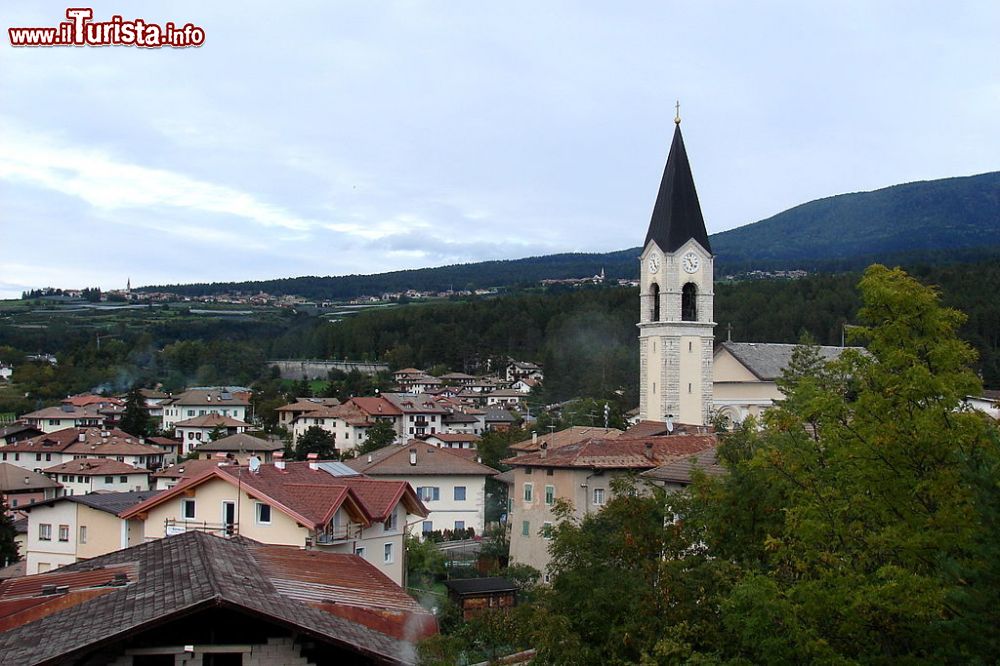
[139, 170, 1000, 299]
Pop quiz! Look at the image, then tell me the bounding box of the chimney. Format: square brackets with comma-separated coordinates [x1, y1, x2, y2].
[307, 452, 319, 470]
[532, 432, 537, 445]
[644, 442, 653, 460]
[78, 433, 86, 443]
[274, 451, 285, 471]
[409, 448, 417, 466]
[24, 476, 29, 485]
[540, 442, 548, 459]
[367, 454, 373, 463]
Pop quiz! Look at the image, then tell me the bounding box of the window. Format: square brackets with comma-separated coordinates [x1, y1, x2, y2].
[35, 453, 41, 461]
[45, 453, 51, 461]
[682, 282, 698, 321]
[104, 476, 114, 484]
[422, 520, 433, 534]
[256, 502, 272, 524]
[182, 499, 196, 519]
[120, 475, 128, 483]
[79, 526, 88, 544]
[593, 488, 606, 506]
[454, 520, 465, 531]
[546, 469, 554, 476]
[187, 410, 195, 417]
[521, 520, 530, 537]
[453, 486, 466, 501]
[417, 487, 440, 502]
[61, 475, 68, 482]
[545, 485, 555, 505]
[354, 546, 365, 557]
[523, 483, 533, 502]
[542, 522, 554, 539]
[58, 524, 69, 542]
[524, 468, 532, 475]
[384, 510, 397, 532]
[49, 419, 60, 426]
[650, 282, 660, 321]
[39, 523, 52, 541]
[383, 542, 394, 564]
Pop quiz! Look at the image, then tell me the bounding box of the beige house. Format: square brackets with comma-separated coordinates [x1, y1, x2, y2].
[503, 431, 715, 576]
[713, 341, 859, 424]
[275, 397, 341, 430]
[121, 458, 426, 585]
[0, 428, 164, 472]
[289, 402, 376, 453]
[21, 490, 157, 574]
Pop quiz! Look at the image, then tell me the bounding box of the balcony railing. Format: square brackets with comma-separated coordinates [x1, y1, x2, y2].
[165, 519, 237, 537]
[310, 524, 360, 545]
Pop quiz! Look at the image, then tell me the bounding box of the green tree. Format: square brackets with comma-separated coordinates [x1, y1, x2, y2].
[119, 385, 152, 437]
[0, 500, 19, 566]
[295, 425, 337, 460]
[354, 420, 397, 455]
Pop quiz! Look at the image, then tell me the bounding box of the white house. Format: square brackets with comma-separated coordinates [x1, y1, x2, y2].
[344, 443, 498, 538]
[173, 414, 251, 455]
[160, 388, 250, 431]
[43, 458, 151, 495]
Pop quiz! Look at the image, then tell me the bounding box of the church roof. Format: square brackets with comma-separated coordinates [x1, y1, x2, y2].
[645, 123, 712, 255]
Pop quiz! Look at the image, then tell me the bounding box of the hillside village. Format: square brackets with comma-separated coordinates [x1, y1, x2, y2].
[1, 121, 998, 664]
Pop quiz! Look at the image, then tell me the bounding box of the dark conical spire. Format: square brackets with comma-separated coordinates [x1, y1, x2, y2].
[644, 123, 712, 254]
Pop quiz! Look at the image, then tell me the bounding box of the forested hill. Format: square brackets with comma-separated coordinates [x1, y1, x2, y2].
[140, 171, 1000, 299]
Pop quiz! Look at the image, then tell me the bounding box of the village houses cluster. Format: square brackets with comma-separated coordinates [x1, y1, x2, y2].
[2, 121, 998, 664]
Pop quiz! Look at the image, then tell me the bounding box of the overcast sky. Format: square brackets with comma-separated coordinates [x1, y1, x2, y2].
[1, 2, 998, 298]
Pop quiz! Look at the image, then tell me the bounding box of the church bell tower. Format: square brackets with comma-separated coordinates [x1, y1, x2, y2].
[638, 111, 715, 425]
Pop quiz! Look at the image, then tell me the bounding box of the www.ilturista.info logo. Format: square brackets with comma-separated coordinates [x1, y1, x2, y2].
[9, 8, 205, 48]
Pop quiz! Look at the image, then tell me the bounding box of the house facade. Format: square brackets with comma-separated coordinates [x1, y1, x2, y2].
[43, 458, 151, 495]
[160, 387, 250, 431]
[344, 443, 498, 538]
[121, 459, 426, 585]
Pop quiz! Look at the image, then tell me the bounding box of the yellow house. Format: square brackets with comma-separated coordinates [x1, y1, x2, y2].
[121, 457, 426, 585]
[21, 490, 156, 574]
[713, 341, 859, 424]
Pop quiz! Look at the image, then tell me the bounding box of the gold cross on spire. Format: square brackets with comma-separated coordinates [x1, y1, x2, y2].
[674, 100, 681, 125]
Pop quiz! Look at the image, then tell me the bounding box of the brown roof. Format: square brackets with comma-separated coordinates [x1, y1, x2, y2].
[19, 405, 101, 420]
[173, 414, 251, 428]
[503, 434, 717, 470]
[162, 388, 249, 407]
[293, 403, 376, 426]
[0, 531, 432, 664]
[344, 444, 498, 477]
[509, 426, 623, 453]
[147, 436, 182, 449]
[62, 394, 124, 407]
[194, 433, 283, 453]
[152, 458, 229, 480]
[640, 447, 725, 484]
[275, 398, 341, 412]
[380, 393, 449, 414]
[0, 463, 61, 491]
[125, 461, 427, 526]
[43, 458, 151, 476]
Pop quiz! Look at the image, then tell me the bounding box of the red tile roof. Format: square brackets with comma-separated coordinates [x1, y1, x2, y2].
[425, 432, 481, 443]
[503, 434, 717, 470]
[509, 426, 623, 453]
[125, 461, 426, 527]
[347, 396, 403, 417]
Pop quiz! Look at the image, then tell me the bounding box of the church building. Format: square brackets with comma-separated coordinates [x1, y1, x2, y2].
[638, 113, 715, 426]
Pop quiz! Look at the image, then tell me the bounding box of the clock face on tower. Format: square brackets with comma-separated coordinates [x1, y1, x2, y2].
[682, 252, 700, 274]
[647, 255, 660, 274]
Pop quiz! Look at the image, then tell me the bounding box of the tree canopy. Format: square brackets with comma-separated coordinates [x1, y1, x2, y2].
[503, 265, 1000, 664]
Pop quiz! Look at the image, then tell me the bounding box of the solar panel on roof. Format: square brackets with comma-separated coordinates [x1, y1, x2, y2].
[318, 461, 361, 477]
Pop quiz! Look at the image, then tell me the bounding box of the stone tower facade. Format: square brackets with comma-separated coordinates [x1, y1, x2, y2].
[638, 121, 715, 426]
